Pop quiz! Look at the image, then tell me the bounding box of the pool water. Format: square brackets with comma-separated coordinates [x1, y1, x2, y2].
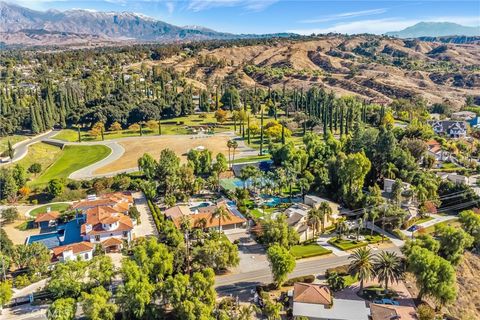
[27, 232, 61, 249]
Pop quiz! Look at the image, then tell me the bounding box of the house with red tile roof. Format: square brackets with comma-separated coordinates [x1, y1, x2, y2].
[80, 205, 134, 251]
[51, 241, 94, 263]
[34, 211, 60, 229]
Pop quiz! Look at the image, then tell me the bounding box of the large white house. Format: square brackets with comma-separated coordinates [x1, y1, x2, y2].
[428, 120, 467, 138]
[51, 242, 94, 263]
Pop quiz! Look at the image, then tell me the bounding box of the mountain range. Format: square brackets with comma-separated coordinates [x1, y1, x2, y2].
[0, 2, 479, 47]
[386, 22, 480, 38]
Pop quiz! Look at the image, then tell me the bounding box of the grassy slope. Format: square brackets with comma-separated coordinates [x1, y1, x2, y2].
[15, 143, 63, 180]
[33, 145, 111, 186]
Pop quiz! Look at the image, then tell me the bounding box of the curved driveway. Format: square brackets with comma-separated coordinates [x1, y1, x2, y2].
[0, 130, 58, 165]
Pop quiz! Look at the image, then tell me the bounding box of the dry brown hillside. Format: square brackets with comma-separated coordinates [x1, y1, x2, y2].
[155, 35, 480, 108]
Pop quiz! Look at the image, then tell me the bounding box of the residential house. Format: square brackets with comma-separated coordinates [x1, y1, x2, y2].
[167, 200, 247, 233]
[370, 303, 417, 320]
[383, 179, 411, 194]
[428, 120, 467, 138]
[80, 205, 134, 251]
[285, 203, 313, 242]
[451, 111, 476, 121]
[51, 241, 94, 263]
[292, 283, 370, 320]
[304, 195, 340, 215]
[426, 139, 445, 162]
[71, 192, 133, 213]
[34, 211, 60, 230]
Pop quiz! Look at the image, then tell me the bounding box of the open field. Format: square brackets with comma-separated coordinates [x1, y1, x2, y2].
[95, 135, 237, 174]
[33, 145, 111, 185]
[0, 135, 27, 154]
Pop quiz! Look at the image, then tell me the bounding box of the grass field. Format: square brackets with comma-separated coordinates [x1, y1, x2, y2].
[15, 143, 63, 180]
[94, 134, 236, 174]
[291, 243, 332, 259]
[328, 238, 368, 251]
[29, 203, 71, 217]
[33, 145, 111, 186]
[0, 135, 27, 154]
[232, 154, 271, 164]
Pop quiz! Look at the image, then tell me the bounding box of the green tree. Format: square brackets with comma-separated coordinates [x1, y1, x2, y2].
[28, 163, 42, 176]
[261, 292, 282, 320]
[318, 201, 333, 233]
[406, 246, 457, 308]
[266, 244, 296, 288]
[338, 151, 371, 206]
[348, 247, 374, 292]
[47, 260, 87, 298]
[0, 281, 12, 310]
[374, 251, 403, 292]
[459, 210, 480, 249]
[435, 224, 473, 265]
[192, 235, 239, 272]
[326, 271, 346, 292]
[88, 255, 115, 288]
[260, 215, 299, 248]
[81, 286, 117, 320]
[0, 207, 18, 224]
[46, 298, 77, 320]
[116, 259, 155, 319]
[210, 206, 231, 233]
[47, 179, 64, 198]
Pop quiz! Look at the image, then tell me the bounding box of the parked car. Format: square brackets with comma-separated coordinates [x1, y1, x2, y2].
[373, 298, 399, 306]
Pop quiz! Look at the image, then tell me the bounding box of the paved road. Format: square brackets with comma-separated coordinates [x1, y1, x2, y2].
[400, 214, 458, 237]
[0, 130, 57, 165]
[215, 246, 402, 296]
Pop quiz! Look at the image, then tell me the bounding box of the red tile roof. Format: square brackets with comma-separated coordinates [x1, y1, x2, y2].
[80, 206, 133, 235]
[34, 211, 60, 223]
[52, 241, 94, 258]
[101, 237, 123, 247]
[171, 210, 246, 229]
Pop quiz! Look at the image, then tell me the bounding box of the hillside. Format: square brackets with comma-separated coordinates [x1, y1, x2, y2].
[151, 35, 480, 108]
[387, 22, 480, 38]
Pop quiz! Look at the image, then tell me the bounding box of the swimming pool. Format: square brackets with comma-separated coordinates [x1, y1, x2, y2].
[190, 202, 211, 210]
[27, 232, 61, 249]
[262, 196, 302, 207]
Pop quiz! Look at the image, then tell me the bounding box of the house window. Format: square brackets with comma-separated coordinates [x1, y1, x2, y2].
[84, 253, 89, 260]
[123, 231, 128, 237]
[95, 235, 100, 242]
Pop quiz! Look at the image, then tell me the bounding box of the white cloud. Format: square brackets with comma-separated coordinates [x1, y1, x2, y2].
[290, 16, 480, 35]
[300, 8, 387, 24]
[187, 0, 277, 12]
[165, 1, 174, 14]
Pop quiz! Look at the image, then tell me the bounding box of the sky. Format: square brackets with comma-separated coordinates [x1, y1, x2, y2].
[12, 0, 480, 35]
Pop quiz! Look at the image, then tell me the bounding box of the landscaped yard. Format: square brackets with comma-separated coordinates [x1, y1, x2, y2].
[232, 154, 271, 164]
[291, 243, 332, 259]
[32, 145, 111, 186]
[415, 216, 434, 224]
[29, 203, 71, 217]
[328, 233, 388, 251]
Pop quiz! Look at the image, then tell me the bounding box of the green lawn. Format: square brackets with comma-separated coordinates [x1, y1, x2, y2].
[232, 154, 271, 164]
[416, 216, 434, 224]
[15, 143, 63, 180]
[32, 145, 111, 186]
[419, 218, 460, 234]
[291, 244, 332, 259]
[29, 203, 71, 217]
[328, 238, 368, 251]
[0, 135, 27, 154]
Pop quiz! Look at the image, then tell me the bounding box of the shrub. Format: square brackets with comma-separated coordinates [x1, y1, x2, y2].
[66, 180, 81, 190]
[14, 274, 31, 288]
[283, 275, 315, 286]
[326, 265, 349, 277]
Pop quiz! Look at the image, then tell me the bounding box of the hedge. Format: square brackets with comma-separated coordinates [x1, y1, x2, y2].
[283, 275, 316, 286]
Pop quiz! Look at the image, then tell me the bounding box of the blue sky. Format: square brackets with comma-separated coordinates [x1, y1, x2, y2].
[14, 1, 480, 34]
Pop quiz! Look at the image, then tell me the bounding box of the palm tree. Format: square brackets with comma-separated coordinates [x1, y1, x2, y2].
[374, 251, 403, 292]
[210, 206, 231, 233]
[369, 210, 379, 236]
[336, 217, 347, 240]
[382, 162, 398, 179]
[237, 304, 259, 320]
[318, 202, 333, 233]
[307, 209, 321, 240]
[227, 140, 234, 168]
[231, 140, 238, 164]
[348, 247, 374, 293]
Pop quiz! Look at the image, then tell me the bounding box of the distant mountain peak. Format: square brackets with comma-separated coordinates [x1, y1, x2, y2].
[386, 21, 480, 38]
